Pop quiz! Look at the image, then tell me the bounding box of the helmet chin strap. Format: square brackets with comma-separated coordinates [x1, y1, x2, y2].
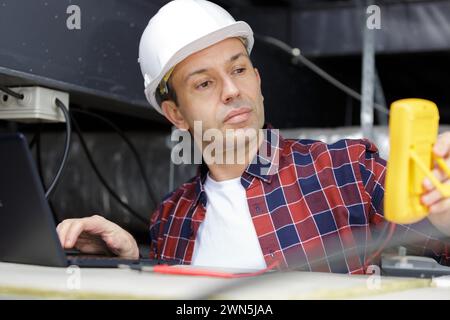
[159, 67, 175, 96]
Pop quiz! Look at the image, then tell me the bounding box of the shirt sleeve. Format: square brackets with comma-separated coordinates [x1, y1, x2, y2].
[149, 204, 163, 260]
[358, 138, 450, 265]
[148, 188, 181, 260]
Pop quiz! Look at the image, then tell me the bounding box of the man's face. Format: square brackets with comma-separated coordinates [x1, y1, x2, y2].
[162, 38, 265, 139]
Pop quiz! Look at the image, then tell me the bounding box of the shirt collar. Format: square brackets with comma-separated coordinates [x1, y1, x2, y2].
[244, 124, 282, 183]
[192, 123, 283, 206]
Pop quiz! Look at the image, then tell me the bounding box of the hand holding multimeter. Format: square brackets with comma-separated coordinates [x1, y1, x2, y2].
[385, 98, 450, 229]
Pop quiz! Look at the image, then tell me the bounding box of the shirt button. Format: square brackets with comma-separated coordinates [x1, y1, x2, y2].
[255, 205, 261, 213]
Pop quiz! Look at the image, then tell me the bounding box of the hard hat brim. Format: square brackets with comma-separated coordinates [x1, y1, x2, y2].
[144, 21, 254, 115]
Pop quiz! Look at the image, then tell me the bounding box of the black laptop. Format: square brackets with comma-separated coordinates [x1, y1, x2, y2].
[0, 133, 161, 268]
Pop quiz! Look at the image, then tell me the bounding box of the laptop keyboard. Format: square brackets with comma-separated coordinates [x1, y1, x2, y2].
[66, 252, 160, 268]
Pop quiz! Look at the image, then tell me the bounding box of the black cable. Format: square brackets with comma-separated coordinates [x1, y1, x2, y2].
[0, 85, 24, 100]
[70, 109, 159, 209]
[28, 131, 38, 149]
[44, 99, 72, 199]
[4, 90, 69, 197]
[35, 124, 46, 190]
[254, 34, 390, 115]
[70, 116, 148, 226]
[34, 124, 60, 223]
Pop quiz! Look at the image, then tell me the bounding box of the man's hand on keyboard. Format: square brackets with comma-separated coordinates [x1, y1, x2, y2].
[56, 215, 139, 259]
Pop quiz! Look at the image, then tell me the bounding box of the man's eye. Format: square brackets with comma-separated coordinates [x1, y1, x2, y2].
[233, 68, 246, 74]
[196, 81, 211, 89]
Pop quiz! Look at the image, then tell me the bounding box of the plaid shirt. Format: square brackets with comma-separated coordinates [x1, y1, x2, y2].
[149, 127, 450, 274]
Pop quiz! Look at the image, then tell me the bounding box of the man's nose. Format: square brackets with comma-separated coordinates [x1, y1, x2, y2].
[221, 76, 240, 104]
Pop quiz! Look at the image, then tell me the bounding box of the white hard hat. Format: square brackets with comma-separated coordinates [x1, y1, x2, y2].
[138, 0, 254, 115]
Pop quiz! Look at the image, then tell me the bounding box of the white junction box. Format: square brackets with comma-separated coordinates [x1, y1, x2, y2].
[0, 86, 69, 123]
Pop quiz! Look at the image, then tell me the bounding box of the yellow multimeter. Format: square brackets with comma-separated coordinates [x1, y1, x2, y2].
[384, 98, 450, 224]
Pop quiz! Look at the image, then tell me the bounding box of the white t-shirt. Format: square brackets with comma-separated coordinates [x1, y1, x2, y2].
[191, 173, 267, 270]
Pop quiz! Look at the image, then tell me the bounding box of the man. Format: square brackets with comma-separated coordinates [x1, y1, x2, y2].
[57, 0, 450, 273]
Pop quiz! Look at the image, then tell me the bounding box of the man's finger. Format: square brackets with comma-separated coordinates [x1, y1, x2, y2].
[63, 220, 86, 248]
[423, 169, 443, 191]
[56, 220, 73, 247]
[56, 219, 73, 234]
[81, 215, 115, 235]
[433, 132, 450, 157]
[429, 197, 450, 215]
[423, 167, 450, 191]
[73, 237, 108, 254]
[421, 188, 445, 207]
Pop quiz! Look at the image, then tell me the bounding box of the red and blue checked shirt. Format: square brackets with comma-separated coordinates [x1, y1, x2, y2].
[149, 127, 450, 274]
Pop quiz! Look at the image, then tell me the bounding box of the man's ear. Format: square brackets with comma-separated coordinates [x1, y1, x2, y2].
[161, 100, 189, 130]
[254, 67, 261, 86]
[254, 67, 264, 101]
